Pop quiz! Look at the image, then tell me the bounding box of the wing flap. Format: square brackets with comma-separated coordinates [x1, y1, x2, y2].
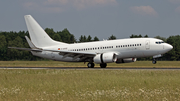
[43, 49, 96, 57]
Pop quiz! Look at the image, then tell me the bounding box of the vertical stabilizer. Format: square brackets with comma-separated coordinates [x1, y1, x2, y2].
[24, 15, 66, 48]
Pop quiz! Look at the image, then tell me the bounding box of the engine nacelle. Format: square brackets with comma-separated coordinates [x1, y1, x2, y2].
[116, 58, 137, 64]
[94, 52, 117, 64]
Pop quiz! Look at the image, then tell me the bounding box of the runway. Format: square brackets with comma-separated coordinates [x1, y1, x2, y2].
[0, 67, 180, 70]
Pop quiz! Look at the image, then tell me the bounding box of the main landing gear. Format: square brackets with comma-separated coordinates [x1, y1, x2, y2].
[152, 58, 157, 64]
[100, 63, 107, 68]
[87, 63, 107, 68]
[87, 63, 95, 68]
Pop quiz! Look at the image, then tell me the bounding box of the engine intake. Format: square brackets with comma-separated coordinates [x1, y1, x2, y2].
[94, 52, 117, 64]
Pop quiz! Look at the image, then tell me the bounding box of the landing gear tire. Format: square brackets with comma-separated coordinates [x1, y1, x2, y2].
[87, 63, 95, 68]
[100, 63, 107, 68]
[152, 59, 157, 64]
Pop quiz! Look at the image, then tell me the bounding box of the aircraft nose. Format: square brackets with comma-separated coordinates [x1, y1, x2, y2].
[164, 44, 173, 51]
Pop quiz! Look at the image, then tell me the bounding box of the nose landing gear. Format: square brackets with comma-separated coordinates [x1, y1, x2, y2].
[152, 54, 162, 64]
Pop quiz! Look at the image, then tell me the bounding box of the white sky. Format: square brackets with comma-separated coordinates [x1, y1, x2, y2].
[1, 0, 180, 40]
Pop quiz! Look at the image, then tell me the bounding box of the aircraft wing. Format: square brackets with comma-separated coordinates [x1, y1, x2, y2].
[43, 49, 96, 56]
[43, 49, 96, 61]
[9, 47, 97, 61]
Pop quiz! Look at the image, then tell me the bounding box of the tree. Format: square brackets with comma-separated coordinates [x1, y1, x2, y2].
[93, 36, 99, 41]
[7, 36, 24, 60]
[53, 34, 62, 41]
[61, 28, 76, 43]
[154, 36, 167, 42]
[130, 34, 143, 38]
[165, 35, 180, 60]
[108, 35, 116, 40]
[0, 35, 7, 60]
[79, 35, 84, 42]
[144, 35, 148, 38]
[45, 28, 55, 36]
[83, 35, 87, 42]
[69, 34, 76, 43]
[87, 35, 92, 42]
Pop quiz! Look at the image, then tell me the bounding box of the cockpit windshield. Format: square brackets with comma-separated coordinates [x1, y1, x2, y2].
[155, 41, 164, 44]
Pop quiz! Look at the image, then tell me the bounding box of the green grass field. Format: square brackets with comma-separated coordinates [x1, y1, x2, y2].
[0, 61, 180, 100]
[0, 69, 180, 101]
[0, 61, 180, 68]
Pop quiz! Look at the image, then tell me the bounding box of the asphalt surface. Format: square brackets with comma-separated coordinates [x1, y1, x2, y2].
[0, 67, 180, 70]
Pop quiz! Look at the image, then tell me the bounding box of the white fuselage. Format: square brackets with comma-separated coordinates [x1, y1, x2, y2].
[31, 38, 173, 62]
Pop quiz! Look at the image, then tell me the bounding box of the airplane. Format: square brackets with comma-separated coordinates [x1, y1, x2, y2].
[9, 15, 173, 68]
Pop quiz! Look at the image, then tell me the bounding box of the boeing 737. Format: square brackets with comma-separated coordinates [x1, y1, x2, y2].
[9, 15, 173, 68]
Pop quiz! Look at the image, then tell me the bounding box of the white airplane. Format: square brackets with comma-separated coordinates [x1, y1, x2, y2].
[9, 15, 173, 68]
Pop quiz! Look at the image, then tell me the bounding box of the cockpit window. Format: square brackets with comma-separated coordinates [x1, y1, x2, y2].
[155, 41, 164, 44]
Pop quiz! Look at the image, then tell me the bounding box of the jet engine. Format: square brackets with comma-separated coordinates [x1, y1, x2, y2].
[116, 58, 137, 64]
[94, 52, 117, 64]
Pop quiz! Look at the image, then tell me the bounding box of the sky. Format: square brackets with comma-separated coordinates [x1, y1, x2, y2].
[1, 0, 180, 40]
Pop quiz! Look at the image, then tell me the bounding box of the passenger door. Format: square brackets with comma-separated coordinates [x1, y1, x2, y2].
[145, 40, 150, 50]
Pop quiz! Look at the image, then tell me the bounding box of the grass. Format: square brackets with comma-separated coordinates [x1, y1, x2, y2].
[0, 61, 180, 68]
[0, 69, 180, 100]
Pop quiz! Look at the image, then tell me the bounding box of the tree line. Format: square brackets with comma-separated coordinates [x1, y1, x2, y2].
[0, 28, 179, 61]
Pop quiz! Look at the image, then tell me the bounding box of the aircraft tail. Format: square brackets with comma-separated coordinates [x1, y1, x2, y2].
[24, 15, 67, 48]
